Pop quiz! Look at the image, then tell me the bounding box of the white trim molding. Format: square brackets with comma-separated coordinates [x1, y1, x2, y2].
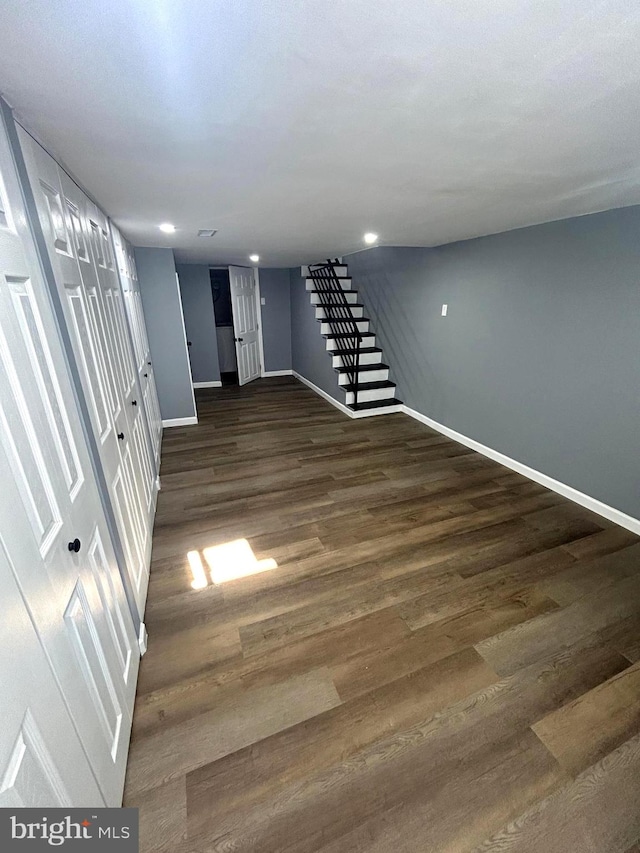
[401, 404, 640, 536]
[193, 380, 222, 388]
[262, 369, 293, 377]
[162, 416, 198, 428]
[292, 372, 402, 419]
[253, 267, 267, 378]
[173, 271, 198, 420]
[138, 622, 148, 656]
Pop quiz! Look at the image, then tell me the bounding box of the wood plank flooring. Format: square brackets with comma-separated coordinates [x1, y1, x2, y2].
[123, 377, 640, 853]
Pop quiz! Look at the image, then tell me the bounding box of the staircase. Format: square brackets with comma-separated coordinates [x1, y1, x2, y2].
[307, 260, 402, 413]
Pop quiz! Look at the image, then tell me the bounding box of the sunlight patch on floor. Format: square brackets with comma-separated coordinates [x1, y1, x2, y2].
[187, 539, 278, 589]
[187, 550, 209, 589]
[204, 539, 277, 584]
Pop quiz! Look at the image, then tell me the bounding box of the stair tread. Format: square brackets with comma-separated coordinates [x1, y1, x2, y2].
[320, 311, 366, 317]
[318, 303, 365, 310]
[343, 380, 396, 392]
[324, 332, 374, 339]
[335, 363, 389, 373]
[319, 318, 368, 325]
[308, 289, 355, 294]
[348, 398, 403, 411]
[332, 346, 382, 355]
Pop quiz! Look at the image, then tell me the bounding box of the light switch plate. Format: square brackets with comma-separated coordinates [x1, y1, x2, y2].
[260, 297, 265, 305]
[441, 304, 448, 316]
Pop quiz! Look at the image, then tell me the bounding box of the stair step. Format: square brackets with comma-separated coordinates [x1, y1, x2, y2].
[310, 291, 359, 304]
[326, 333, 375, 351]
[332, 346, 381, 355]
[306, 277, 352, 291]
[317, 305, 365, 319]
[331, 347, 383, 368]
[337, 363, 389, 386]
[347, 397, 403, 412]
[320, 303, 365, 311]
[308, 264, 349, 277]
[321, 319, 369, 335]
[342, 380, 396, 393]
[336, 362, 389, 374]
[344, 381, 396, 404]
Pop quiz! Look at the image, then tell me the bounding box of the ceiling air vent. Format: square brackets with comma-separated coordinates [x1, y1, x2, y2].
[197, 229, 217, 237]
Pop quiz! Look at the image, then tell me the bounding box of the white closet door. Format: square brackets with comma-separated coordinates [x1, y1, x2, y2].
[112, 223, 162, 469]
[84, 196, 155, 570]
[0, 116, 138, 804]
[0, 536, 104, 808]
[18, 128, 153, 617]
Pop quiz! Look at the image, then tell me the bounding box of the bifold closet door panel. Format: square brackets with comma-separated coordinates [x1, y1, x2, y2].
[0, 113, 138, 805]
[18, 127, 154, 617]
[111, 223, 162, 470]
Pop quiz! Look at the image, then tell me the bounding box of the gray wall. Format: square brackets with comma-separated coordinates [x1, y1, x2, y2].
[290, 267, 342, 399]
[175, 264, 221, 384]
[135, 247, 196, 423]
[259, 268, 292, 372]
[346, 205, 640, 519]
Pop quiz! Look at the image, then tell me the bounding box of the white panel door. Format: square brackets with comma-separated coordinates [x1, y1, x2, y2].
[85, 197, 155, 565]
[18, 129, 153, 617]
[0, 536, 104, 808]
[0, 116, 138, 804]
[111, 223, 162, 469]
[229, 265, 261, 385]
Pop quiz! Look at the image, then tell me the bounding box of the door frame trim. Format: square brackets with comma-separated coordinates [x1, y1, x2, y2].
[253, 268, 266, 377]
[174, 271, 198, 420]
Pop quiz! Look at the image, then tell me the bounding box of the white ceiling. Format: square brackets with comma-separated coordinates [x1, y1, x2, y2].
[2, 1, 640, 267]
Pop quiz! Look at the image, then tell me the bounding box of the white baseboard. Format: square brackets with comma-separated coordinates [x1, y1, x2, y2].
[162, 416, 198, 428]
[292, 372, 402, 419]
[401, 404, 640, 536]
[138, 622, 148, 656]
[262, 370, 293, 377]
[193, 381, 222, 388]
[293, 371, 353, 416]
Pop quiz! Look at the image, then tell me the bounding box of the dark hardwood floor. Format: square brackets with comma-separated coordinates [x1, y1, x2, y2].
[124, 377, 640, 852]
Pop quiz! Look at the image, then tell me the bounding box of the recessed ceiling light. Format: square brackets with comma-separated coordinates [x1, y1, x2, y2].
[159, 223, 176, 233]
[197, 229, 218, 237]
[363, 232, 378, 245]
[249, 254, 260, 263]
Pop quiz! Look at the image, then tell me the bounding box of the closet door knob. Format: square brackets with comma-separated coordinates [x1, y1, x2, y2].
[117, 432, 125, 440]
[143, 373, 148, 378]
[131, 400, 137, 406]
[68, 538, 81, 553]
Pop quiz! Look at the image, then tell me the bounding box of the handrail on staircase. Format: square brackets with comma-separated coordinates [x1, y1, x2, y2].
[309, 260, 362, 411]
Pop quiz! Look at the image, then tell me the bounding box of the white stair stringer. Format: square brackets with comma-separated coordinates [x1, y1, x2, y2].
[306, 261, 401, 414]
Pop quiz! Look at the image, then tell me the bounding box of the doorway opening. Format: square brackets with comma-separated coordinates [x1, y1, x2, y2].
[210, 268, 238, 386]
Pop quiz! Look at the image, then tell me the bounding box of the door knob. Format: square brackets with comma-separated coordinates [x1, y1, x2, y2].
[235, 337, 244, 342]
[143, 373, 148, 378]
[147, 361, 151, 365]
[117, 432, 125, 440]
[187, 341, 192, 346]
[67, 538, 81, 553]
[131, 400, 137, 406]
